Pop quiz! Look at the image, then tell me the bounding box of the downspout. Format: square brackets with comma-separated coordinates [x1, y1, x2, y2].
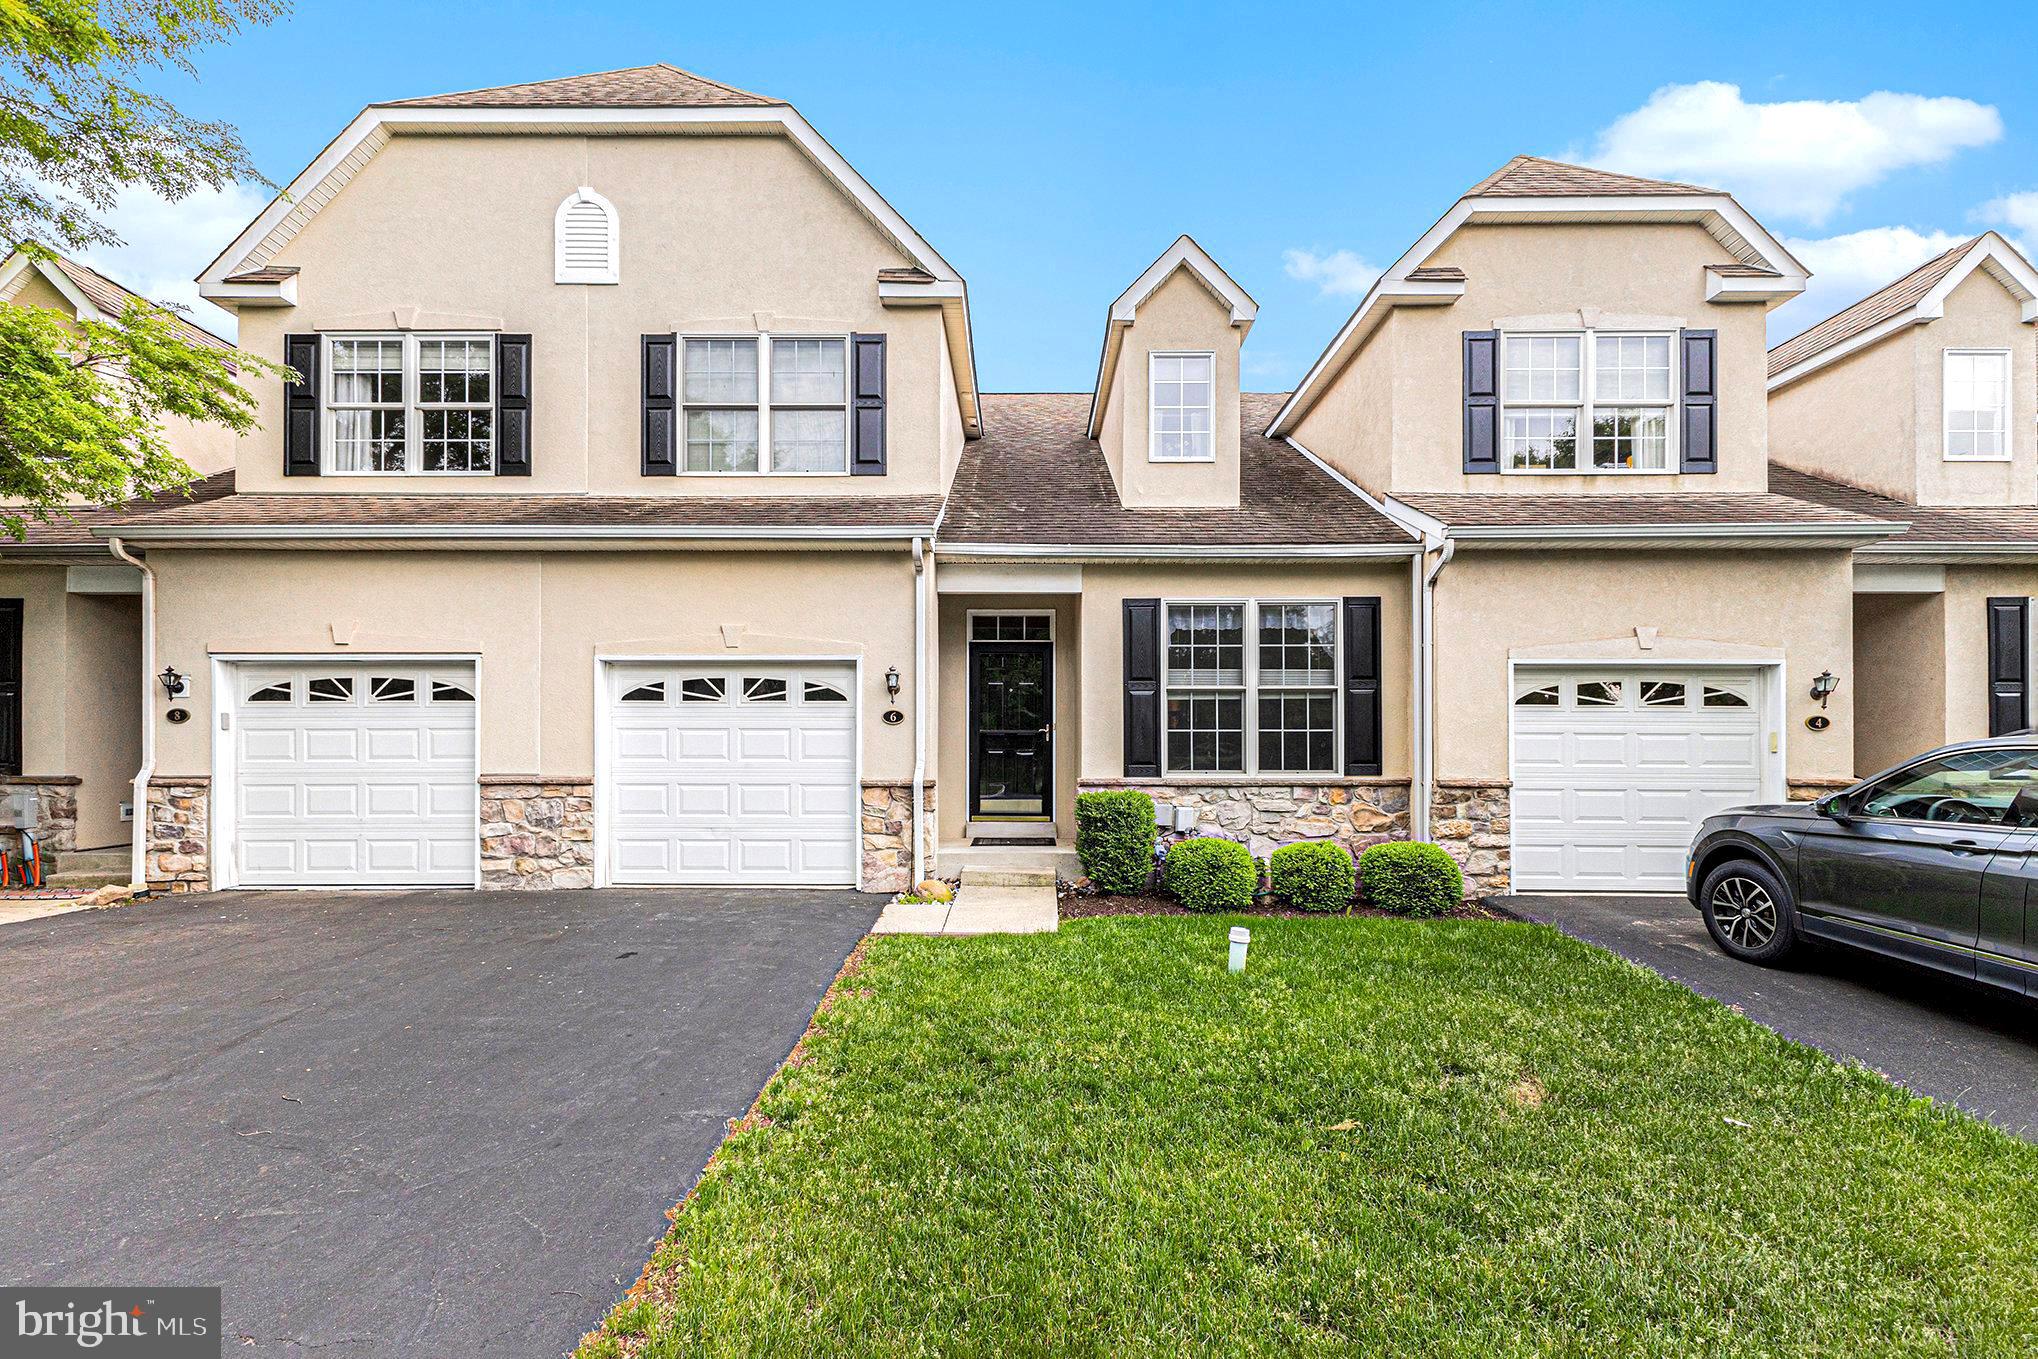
[106, 536, 152, 888]
[1415, 536, 1455, 842]
[911, 535, 928, 888]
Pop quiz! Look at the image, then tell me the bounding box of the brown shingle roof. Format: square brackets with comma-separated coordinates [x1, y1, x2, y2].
[1407, 265, 1466, 282]
[939, 392, 1413, 548]
[385, 63, 779, 110]
[4, 470, 237, 550]
[1392, 487, 1892, 532]
[1769, 464, 2038, 547]
[1767, 238, 1978, 378]
[37, 254, 234, 352]
[1706, 263, 1782, 278]
[105, 488, 941, 536]
[222, 265, 298, 284]
[1464, 155, 1716, 199]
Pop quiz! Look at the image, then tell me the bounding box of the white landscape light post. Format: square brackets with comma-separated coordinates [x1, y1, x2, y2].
[1228, 926, 1251, 973]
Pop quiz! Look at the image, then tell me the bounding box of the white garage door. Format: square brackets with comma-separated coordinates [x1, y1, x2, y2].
[603, 661, 858, 886]
[228, 661, 478, 887]
[1510, 667, 1766, 893]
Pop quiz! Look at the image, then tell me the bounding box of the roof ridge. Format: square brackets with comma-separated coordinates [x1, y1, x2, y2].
[1464, 153, 1717, 199]
[383, 62, 782, 110]
[649, 61, 774, 104]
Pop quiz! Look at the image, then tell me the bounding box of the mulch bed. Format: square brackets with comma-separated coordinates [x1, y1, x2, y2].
[1058, 891, 1501, 922]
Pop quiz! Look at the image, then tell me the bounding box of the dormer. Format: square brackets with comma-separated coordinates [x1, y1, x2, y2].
[1768, 232, 2038, 507]
[1088, 236, 1256, 508]
[1275, 156, 1809, 498]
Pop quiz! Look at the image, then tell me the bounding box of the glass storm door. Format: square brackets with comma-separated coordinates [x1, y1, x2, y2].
[970, 642, 1053, 819]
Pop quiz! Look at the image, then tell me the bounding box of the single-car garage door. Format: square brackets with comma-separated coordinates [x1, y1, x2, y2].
[603, 661, 858, 886]
[1510, 666, 1766, 893]
[226, 660, 478, 887]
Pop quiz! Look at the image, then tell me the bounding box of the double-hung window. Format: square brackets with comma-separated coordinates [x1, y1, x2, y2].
[681, 335, 849, 475]
[1500, 330, 1674, 473]
[1163, 600, 1337, 775]
[1944, 349, 2010, 460]
[1149, 352, 1215, 462]
[327, 334, 494, 475]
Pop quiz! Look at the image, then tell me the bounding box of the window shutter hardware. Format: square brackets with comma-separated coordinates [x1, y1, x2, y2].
[284, 333, 321, 477]
[849, 332, 887, 476]
[1462, 331, 1499, 474]
[1679, 329, 1718, 474]
[641, 333, 677, 476]
[494, 334, 532, 476]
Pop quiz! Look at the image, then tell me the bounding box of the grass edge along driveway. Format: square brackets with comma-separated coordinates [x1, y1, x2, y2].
[581, 916, 2038, 1358]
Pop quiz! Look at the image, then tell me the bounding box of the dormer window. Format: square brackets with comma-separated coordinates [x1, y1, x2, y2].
[554, 187, 618, 285]
[1944, 349, 2009, 460]
[1149, 352, 1215, 462]
[1500, 330, 1674, 473]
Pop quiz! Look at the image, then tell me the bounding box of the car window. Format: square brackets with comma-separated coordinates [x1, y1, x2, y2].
[1857, 748, 2038, 826]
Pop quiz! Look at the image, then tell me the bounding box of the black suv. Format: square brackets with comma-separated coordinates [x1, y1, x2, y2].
[1686, 738, 2038, 995]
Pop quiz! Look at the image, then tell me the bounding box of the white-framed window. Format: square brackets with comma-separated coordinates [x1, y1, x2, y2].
[1500, 330, 1675, 473]
[1163, 599, 1338, 776]
[554, 187, 618, 285]
[326, 333, 494, 475]
[1944, 349, 2010, 461]
[680, 335, 848, 475]
[1149, 351, 1215, 463]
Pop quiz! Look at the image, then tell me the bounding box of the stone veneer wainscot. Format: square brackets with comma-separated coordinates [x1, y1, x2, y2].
[863, 782, 936, 894]
[145, 777, 210, 892]
[1078, 778, 1411, 862]
[0, 775, 79, 866]
[480, 778, 594, 889]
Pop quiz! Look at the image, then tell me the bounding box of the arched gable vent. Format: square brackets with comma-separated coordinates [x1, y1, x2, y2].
[555, 187, 618, 284]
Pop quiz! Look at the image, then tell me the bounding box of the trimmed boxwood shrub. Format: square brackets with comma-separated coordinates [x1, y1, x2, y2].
[1074, 790, 1157, 895]
[1270, 841, 1356, 913]
[1162, 836, 1257, 913]
[1358, 841, 1464, 917]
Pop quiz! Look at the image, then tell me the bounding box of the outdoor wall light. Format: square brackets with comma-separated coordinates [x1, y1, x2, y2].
[158, 665, 188, 700]
[1810, 670, 1839, 708]
[885, 666, 902, 700]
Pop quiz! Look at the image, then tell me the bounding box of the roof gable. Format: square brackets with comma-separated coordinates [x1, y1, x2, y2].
[0, 248, 233, 352]
[1768, 232, 2038, 388]
[1087, 236, 1256, 438]
[386, 63, 778, 109]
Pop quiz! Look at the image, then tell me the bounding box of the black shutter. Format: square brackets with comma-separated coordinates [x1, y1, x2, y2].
[1462, 331, 1499, 474]
[494, 334, 532, 477]
[1988, 597, 2029, 736]
[850, 332, 887, 476]
[1342, 597, 1383, 776]
[1680, 329, 1718, 474]
[1122, 598, 1162, 778]
[0, 598, 20, 776]
[283, 333, 320, 477]
[641, 334, 676, 476]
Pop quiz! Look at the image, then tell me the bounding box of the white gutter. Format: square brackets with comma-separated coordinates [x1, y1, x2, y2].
[105, 537, 152, 889]
[96, 523, 940, 542]
[1436, 520, 1908, 543]
[911, 535, 928, 888]
[1415, 537, 1455, 843]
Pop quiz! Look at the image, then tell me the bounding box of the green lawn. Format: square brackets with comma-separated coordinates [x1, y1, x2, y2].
[583, 917, 2038, 1358]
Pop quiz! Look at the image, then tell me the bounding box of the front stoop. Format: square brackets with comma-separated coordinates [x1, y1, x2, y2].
[871, 867, 1059, 936]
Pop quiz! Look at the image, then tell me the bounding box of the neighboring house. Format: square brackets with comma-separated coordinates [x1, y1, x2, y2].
[0, 247, 241, 869]
[1269, 157, 1902, 893]
[1767, 232, 2038, 777]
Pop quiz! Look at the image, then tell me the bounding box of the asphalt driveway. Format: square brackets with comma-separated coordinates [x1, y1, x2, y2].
[0, 886, 878, 1356]
[1505, 894, 2038, 1138]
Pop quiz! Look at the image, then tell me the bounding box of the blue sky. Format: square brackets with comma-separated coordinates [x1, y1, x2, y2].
[91, 1, 2038, 393]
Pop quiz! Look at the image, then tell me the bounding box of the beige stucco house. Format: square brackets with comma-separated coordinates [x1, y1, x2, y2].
[0, 248, 240, 872]
[71, 67, 1997, 902]
[1768, 233, 2038, 777]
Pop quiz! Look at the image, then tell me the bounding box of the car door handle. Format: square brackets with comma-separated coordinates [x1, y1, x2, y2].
[1948, 840, 1988, 852]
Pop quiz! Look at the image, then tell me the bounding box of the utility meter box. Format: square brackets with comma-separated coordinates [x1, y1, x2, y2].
[0, 791, 38, 829]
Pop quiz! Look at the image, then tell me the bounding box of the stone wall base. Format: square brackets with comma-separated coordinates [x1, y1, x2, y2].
[480, 780, 594, 889]
[1430, 780, 1510, 899]
[1077, 779, 1412, 862]
[145, 778, 211, 893]
[1, 777, 80, 869]
[863, 782, 936, 894]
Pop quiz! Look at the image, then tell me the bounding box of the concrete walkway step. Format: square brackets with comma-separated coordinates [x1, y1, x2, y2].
[943, 882, 1057, 935]
[959, 866, 1054, 889]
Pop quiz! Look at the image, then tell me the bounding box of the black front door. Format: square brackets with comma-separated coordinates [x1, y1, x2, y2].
[0, 599, 19, 775]
[970, 642, 1052, 819]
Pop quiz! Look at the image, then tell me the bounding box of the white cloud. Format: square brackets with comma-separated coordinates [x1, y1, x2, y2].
[1977, 189, 2038, 244]
[1588, 82, 2001, 225]
[1768, 225, 1971, 340]
[1282, 247, 1379, 298]
[69, 181, 269, 341]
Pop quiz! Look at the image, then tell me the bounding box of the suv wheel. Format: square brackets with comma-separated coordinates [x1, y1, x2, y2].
[1700, 860, 1800, 965]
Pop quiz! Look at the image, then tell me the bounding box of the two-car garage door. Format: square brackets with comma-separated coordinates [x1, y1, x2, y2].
[1510, 666, 1767, 893]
